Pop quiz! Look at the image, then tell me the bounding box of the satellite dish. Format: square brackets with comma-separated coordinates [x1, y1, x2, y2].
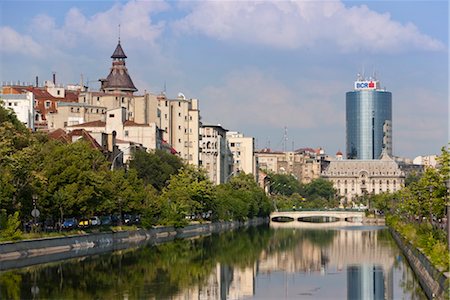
[177, 92, 185, 100]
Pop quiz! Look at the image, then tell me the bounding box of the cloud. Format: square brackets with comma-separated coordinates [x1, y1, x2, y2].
[28, 1, 168, 49]
[393, 86, 448, 156]
[0, 27, 44, 57]
[199, 69, 344, 131]
[173, 1, 445, 53]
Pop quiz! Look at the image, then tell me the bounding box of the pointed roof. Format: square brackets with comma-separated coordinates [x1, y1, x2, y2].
[111, 41, 127, 59]
[102, 41, 137, 93]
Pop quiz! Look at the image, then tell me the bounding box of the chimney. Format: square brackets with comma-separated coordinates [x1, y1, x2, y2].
[35, 76, 39, 87]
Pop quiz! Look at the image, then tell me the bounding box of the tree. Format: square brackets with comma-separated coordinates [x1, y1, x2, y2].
[268, 174, 302, 196]
[159, 166, 215, 227]
[303, 178, 338, 208]
[129, 149, 184, 191]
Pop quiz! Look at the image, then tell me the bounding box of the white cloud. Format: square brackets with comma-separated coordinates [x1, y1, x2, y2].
[200, 69, 344, 131]
[174, 1, 445, 53]
[0, 27, 44, 57]
[28, 1, 168, 49]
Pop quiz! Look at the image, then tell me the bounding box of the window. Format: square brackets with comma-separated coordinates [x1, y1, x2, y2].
[178, 102, 181, 107]
[125, 131, 129, 137]
[121, 97, 125, 103]
[178, 125, 181, 130]
[109, 114, 115, 118]
[230, 142, 235, 147]
[57, 90, 60, 95]
[45, 101, 51, 108]
[178, 112, 181, 117]
[165, 101, 168, 107]
[97, 97, 100, 101]
[165, 114, 168, 119]
[178, 138, 181, 143]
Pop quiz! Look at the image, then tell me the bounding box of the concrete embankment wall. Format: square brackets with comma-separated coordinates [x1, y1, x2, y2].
[390, 228, 449, 300]
[0, 218, 267, 271]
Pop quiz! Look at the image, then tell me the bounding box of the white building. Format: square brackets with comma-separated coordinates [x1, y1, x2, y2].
[67, 107, 161, 157]
[200, 124, 233, 184]
[322, 152, 405, 204]
[413, 155, 438, 168]
[0, 92, 35, 130]
[157, 94, 200, 166]
[226, 131, 256, 178]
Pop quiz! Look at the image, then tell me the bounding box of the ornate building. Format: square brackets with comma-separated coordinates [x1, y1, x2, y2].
[100, 40, 137, 94]
[322, 151, 405, 204]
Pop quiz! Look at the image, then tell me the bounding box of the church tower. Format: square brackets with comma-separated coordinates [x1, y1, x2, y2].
[100, 40, 138, 94]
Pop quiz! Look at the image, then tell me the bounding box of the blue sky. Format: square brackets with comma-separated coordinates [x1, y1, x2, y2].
[0, 0, 448, 158]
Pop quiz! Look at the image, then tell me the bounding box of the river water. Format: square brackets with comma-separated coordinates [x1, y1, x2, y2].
[0, 224, 426, 299]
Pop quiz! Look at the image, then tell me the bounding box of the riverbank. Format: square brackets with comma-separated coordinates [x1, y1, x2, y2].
[0, 218, 268, 271]
[390, 228, 449, 299]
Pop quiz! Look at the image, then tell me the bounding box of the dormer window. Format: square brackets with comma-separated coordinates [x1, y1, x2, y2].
[45, 101, 51, 108]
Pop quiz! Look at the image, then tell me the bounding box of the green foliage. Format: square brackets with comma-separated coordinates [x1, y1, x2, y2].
[159, 166, 215, 227]
[0, 211, 22, 241]
[268, 173, 302, 196]
[129, 149, 183, 191]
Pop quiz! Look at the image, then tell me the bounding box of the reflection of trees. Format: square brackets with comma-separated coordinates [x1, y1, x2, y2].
[0, 226, 271, 299]
[0, 272, 21, 300]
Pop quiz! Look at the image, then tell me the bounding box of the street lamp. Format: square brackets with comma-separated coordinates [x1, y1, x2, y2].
[31, 194, 40, 232]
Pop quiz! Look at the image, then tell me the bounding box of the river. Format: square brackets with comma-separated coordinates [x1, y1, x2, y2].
[0, 224, 426, 299]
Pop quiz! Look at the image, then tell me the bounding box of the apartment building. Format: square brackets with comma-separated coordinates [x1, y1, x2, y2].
[200, 124, 233, 184]
[226, 131, 256, 178]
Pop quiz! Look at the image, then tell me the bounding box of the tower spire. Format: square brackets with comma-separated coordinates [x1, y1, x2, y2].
[118, 24, 121, 43]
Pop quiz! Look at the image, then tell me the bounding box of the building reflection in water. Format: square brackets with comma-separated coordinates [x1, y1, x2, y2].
[173, 228, 397, 300]
[171, 263, 256, 300]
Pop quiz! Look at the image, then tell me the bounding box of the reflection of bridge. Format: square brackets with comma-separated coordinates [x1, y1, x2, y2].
[270, 210, 365, 228]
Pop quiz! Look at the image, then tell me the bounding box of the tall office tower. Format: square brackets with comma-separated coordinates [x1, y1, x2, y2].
[346, 76, 392, 160]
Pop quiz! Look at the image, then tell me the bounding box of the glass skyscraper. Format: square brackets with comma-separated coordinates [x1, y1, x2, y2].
[346, 78, 392, 160]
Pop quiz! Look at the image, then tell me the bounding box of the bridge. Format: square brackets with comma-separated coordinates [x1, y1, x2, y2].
[270, 210, 367, 228]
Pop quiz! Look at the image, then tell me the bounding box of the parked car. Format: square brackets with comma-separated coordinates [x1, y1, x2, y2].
[62, 218, 77, 230]
[123, 214, 132, 225]
[100, 215, 112, 226]
[90, 216, 101, 226]
[78, 218, 91, 228]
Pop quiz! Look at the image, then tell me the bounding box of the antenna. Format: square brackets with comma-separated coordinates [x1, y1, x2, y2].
[282, 126, 288, 152]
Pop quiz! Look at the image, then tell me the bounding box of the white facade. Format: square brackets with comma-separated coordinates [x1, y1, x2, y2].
[67, 107, 160, 153]
[157, 94, 200, 166]
[322, 152, 405, 204]
[413, 155, 438, 168]
[226, 131, 256, 178]
[0, 92, 35, 130]
[200, 124, 233, 184]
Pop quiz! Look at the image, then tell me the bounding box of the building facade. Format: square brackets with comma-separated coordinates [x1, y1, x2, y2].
[226, 131, 256, 177]
[0, 92, 35, 130]
[255, 149, 323, 184]
[157, 94, 200, 166]
[346, 77, 392, 160]
[322, 152, 405, 204]
[200, 124, 233, 184]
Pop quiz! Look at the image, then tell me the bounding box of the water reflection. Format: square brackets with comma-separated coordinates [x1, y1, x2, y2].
[0, 226, 426, 299]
